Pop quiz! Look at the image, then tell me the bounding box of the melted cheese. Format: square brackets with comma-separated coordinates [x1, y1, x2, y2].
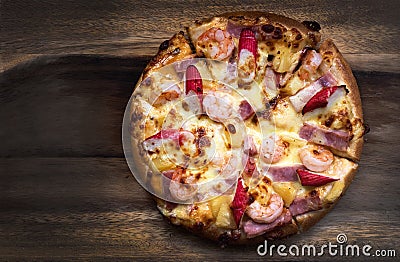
[134, 23, 362, 227]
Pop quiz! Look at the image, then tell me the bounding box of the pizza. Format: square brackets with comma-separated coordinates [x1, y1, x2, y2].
[126, 12, 366, 246]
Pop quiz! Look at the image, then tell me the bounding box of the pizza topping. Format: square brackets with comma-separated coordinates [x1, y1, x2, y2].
[133, 13, 365, 242]
[243, 135, 258, 156]
[225, 19, 258, 38]
[272, 182, 298, 206]
[169, 168, 198, 202]
[299, 144, 334, 172]
[263, 67, 279, 97]
[238, 100, 255, 120]
[238, 29, 257, 83]
[289, 71, 338, 112]
[302, 86, 346, 114]
[297, 169, 339, 187]
[243, 208, 292, 238]
[299, 123, 350, 151]
[143, 129, 180, 152]
[153, 84, 181, 106]
[203, 91, 234, 123]
[185, 65, 203, 114]
[247, 192, 284, 224]
[196, 27, 234, 60]
[173, 57, 196, 77]
[289, 190, 322, 216]
[231, 178, 249, 226]
[260, 134, 288, 164]
[266, 164, 304, 182]
[243, 156, 257, 177]
[185, 65, 203, 96]
[298, 49, 323, 80]
[143, 129, 197, 157]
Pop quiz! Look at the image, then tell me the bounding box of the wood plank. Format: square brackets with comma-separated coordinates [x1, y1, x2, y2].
[0, 55, 147, 157]
[1, 0, 399, 259]
[1, 55, 399, 157]
[0, 158, 398, 260]
[1, 0, 399, 71]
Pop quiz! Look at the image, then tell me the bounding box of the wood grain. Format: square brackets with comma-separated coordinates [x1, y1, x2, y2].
[1, 0, 399, 72]
[1, 0, 399, 260]
[1, 55, 399, 260]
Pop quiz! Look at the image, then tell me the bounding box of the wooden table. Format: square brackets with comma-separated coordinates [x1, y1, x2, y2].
[1, 0, 399, 261]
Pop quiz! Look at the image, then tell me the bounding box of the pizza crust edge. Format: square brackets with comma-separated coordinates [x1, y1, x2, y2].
[318, 38, 364, 161]
[127, 12, 364, 245]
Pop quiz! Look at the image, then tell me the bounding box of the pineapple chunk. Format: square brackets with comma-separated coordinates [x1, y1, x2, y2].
[210, 195, 232, 218]
[281, 74, 307, 96]
[151, 154, 175, 171]
[272, 182, 298, 207]
[215, 202, 236, 229]
[324, 180, 345, 203]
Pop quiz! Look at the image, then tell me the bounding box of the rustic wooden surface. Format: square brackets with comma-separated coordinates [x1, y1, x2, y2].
[1, 0, 399, 261]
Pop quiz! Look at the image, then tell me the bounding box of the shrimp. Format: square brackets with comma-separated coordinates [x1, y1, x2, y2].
[260, 134, 288, 164]
[299, 144, 334, 172]
[197, 27, 234, 60]
[246, 180, 284, 223]
[153, 84, 181, 107]
[169, 168, 197, 202]
[202, 91, 234, 123]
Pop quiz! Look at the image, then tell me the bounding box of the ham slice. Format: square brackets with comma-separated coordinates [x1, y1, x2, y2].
[243, 209, 292, 238]
[226, 21, 259, 38]
[266, 164, 304, 182]
[238, 100, 255, 120]
[289, 192, 322, 216]
[299, 123, 350, 151]
[243, 135, 257, 156]
[289, 71, 337, 112]
[264, 67, 279, 96]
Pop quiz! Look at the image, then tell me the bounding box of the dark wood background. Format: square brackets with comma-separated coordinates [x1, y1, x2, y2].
[1, 0, 399, 261]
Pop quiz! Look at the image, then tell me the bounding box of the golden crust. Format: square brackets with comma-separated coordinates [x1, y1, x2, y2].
[319, 39, 364, 161]
[142, 31, 193, 80]
[191, 11, 320, 38]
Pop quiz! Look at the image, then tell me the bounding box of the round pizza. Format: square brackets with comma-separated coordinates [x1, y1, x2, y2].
[124, 12, 366, 246]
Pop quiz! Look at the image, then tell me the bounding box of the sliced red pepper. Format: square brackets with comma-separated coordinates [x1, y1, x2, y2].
[297, 169, 339, 186]
[238, 28, 257, 59]
[302, 86, 341, 114]
[143, 129, 195, 152]
[185, 65, 203, 96]
[185, 65, 203, 113]
[145, 129, 180, 141]
[231, 178, 249, 226]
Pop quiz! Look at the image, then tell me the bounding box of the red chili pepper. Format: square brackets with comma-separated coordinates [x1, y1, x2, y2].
[231, 178, 249, 226]
[297, 169, 339, 186]
[302, 86, 339, 114]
